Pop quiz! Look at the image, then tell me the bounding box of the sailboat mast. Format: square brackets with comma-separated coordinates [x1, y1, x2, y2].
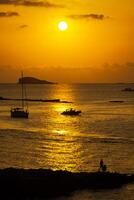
[21, 71, 24, 108]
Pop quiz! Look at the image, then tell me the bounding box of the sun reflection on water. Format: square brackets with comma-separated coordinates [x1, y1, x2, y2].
[49, 84, 75, 102]
[37, 84, 84, 171]
[43, 135, 82, 171]
[53, 129, 68, 135]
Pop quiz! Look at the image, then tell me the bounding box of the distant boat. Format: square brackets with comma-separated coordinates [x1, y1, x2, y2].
[109, 100, 124, 103]
[11, 72, 29, 118]
[122, 87, 134, 92]
[61, 108, 81, 116]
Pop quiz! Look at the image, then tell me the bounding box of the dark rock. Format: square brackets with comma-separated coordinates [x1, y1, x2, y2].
[18, 77, 56, 84]
[0, 168, 133, 199]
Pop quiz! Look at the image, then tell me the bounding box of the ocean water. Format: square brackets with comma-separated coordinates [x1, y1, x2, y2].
[0, 83, 134, 199]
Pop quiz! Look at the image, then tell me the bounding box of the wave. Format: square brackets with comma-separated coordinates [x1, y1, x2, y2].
[0, 128, 134, 145]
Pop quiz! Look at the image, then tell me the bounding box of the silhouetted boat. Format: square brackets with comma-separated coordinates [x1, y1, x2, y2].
[61, 108, 81, 116]
[122, 87, 134, 92]
[11, 72, 29, 118]
[109, 100, 124, 103]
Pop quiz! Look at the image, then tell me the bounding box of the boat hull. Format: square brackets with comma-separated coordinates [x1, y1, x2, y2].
[61, 111, 81, 116]
[11, 110, 29, 118]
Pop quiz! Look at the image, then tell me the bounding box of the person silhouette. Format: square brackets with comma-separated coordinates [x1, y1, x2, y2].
[102, 164, 107, 172]
[100, 159, 104, 171]
[99, 159, 107, 172]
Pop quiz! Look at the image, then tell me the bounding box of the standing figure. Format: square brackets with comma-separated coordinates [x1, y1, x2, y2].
[102, 164, 107, 172]
[99, 159, 104, 171]
[99, 159, 107, 172]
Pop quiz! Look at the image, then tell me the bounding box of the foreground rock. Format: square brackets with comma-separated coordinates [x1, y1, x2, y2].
[0, 168, 133, 199]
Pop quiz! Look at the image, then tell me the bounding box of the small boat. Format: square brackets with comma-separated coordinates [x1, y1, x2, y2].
[61, 108, 81, 116]
[122, 87, 134, 92]
[109, 100, 124, 103]
[11, 72, 29, 118]
[11, 107, 29, 118]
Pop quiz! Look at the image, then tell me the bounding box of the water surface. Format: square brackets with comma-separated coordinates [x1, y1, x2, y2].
[0, 83, 134, 199]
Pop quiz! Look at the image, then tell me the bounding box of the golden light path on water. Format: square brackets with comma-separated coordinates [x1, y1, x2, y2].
[37, 84, 84, 171]
[36, 84, 106, 172]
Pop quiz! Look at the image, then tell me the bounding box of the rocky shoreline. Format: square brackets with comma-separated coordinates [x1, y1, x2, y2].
[0, 96, 72, 103]
[0, 168, 133, 199]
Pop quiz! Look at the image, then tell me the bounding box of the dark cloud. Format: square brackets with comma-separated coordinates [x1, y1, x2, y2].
[0, 62, 134, 83]
[19, 24, 28, 28]
[67, 14, 107, 20]
[126, 62, 134, 68]
[0, 11, 19, 17]
[0, 0, 63, 8]
[21, 0, 62, 7]
[0, 0, 12, 4]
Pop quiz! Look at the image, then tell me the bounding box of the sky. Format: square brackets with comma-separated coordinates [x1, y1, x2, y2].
[0, 0, 134, 83]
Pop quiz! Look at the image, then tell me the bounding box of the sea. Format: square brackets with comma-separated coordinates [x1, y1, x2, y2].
[0, 83, 134, 200]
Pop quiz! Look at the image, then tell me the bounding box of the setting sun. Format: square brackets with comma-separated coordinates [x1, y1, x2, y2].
[58, 21, 68, 31]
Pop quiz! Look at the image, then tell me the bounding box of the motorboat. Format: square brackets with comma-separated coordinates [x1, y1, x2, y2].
[61, 108, 81, 116]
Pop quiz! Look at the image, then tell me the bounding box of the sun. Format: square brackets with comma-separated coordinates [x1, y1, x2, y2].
[58, 21, 68, 31]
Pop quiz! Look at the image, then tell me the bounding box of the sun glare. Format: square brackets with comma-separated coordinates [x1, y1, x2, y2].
[58, 21, 68, 31]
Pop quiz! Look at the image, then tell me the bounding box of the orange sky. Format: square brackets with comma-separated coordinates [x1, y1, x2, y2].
[0, 0, 134, 83]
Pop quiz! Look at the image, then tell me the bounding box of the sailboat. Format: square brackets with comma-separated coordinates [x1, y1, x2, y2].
[11, 72, 29, 118]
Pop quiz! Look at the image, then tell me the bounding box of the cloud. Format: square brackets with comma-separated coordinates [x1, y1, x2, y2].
[0, 11, 19, 17]
[20, 0, 63, 7]
[125, 62, 134, 68]
[23, 63, 134, 83]
[0, 0, 63, 8]
[19, 24, 28, 28]
[67, 13, 107, 20]
[0, 62, 134, 83]
[0, 0, 12, 4]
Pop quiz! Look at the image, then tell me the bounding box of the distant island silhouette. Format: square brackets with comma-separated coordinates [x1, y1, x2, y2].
[18, 76, 56, 84]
